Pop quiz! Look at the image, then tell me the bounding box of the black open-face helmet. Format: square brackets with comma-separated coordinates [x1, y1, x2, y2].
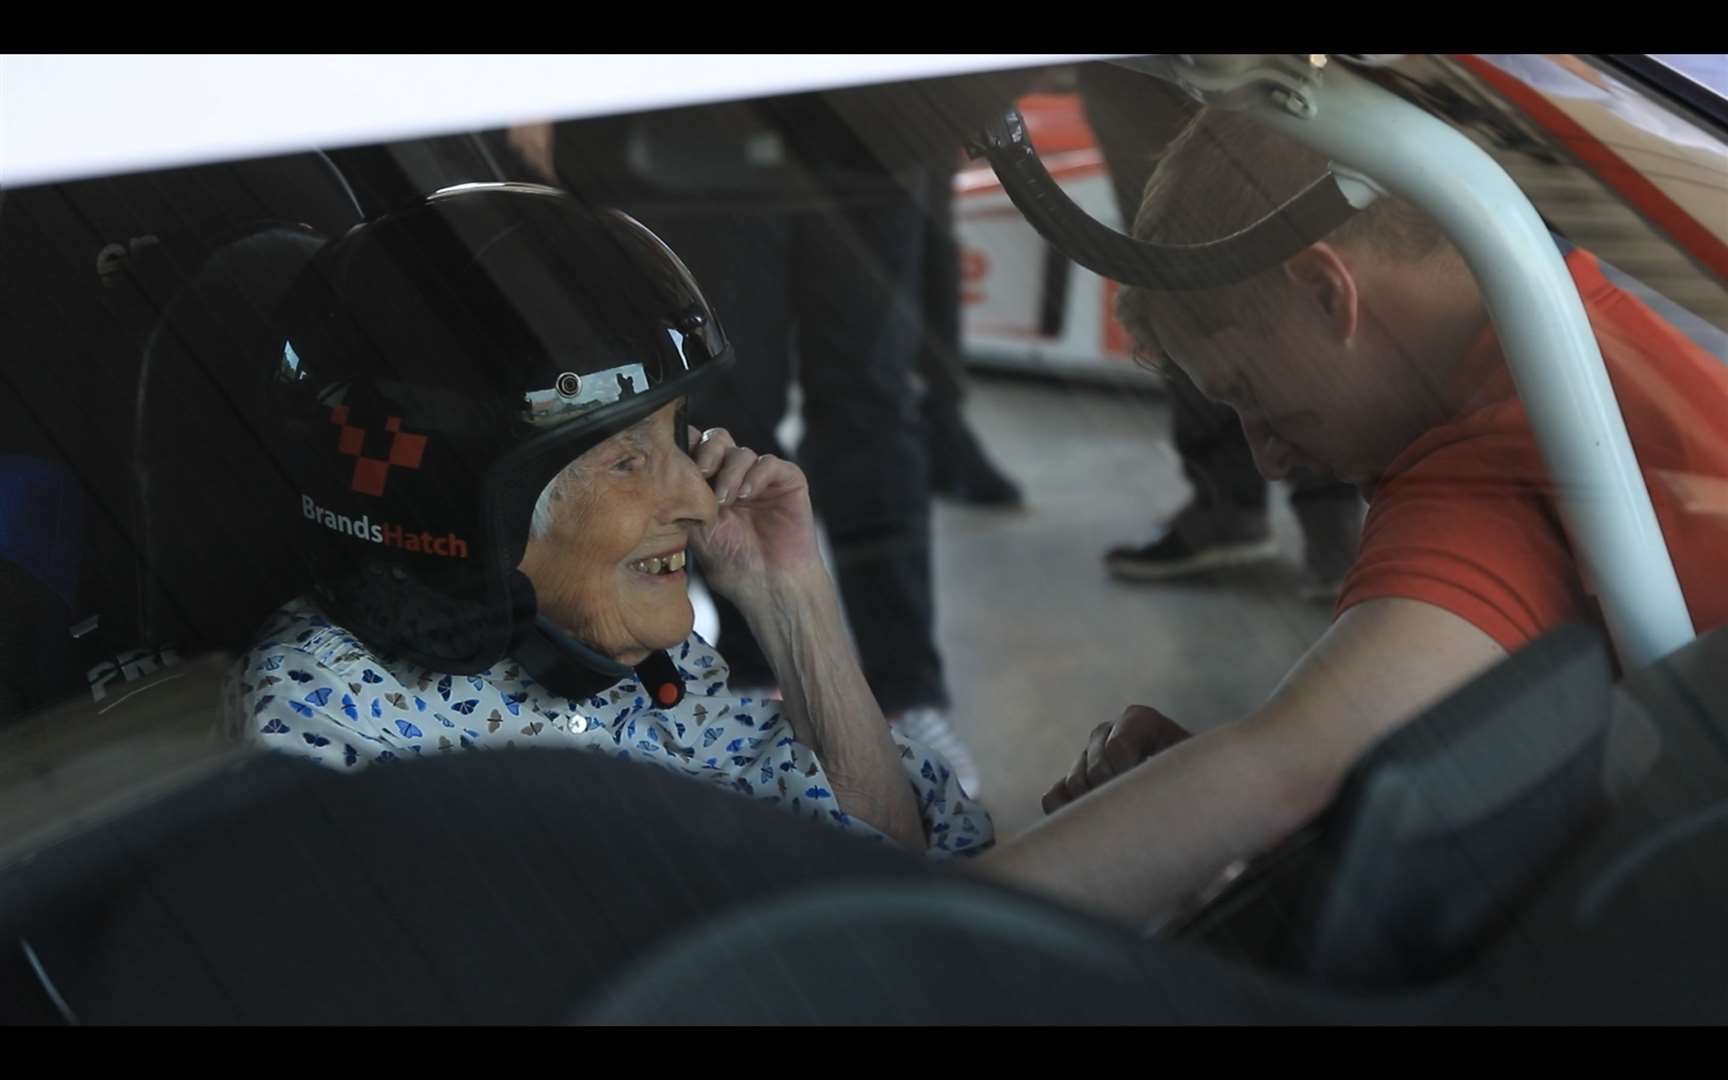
[270, 183, 731, 702]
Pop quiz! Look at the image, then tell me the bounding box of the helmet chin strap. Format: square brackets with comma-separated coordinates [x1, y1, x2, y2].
[507, 572, 687, 707]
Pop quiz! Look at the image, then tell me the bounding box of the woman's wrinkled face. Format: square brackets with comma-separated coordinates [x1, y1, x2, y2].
[518, 400, 717, 666]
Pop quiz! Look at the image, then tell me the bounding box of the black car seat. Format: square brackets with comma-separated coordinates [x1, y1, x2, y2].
[1169, 623, 1637, 989]
[0, 152, 364, 717]
[0, 741, 951, 1024]
[131, 223, 331, 652]
[1474, 619, 1728, 1020]
[127, 132, 511, 654]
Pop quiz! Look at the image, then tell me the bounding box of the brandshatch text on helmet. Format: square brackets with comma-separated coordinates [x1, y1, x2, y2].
[302, 495, 470, 559]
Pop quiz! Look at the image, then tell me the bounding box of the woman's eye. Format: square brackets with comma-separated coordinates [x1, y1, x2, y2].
[611, 455, 644, 474]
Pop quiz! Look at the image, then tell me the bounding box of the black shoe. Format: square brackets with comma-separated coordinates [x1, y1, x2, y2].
[1105, 503, 1275, 583]
[929, 415, 1024, 508]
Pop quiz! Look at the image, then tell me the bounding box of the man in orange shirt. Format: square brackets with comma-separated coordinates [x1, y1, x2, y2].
[975, 106, 1728, 924]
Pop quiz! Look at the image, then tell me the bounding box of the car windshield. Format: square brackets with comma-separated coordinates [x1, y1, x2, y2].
[2, 54, 1726, 1024]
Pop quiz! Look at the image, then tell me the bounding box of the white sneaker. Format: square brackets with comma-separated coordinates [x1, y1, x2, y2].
[891, 708, 983, 799]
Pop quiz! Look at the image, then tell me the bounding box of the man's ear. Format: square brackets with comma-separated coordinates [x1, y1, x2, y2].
[1282, 242, 1359, 342]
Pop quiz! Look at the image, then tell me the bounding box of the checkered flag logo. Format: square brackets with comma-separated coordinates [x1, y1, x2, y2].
[328, 405, 428, 497]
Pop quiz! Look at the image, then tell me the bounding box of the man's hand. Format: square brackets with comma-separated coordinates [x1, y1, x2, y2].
[685, 427, 824, 608]
[1042, 705, 1192, 813]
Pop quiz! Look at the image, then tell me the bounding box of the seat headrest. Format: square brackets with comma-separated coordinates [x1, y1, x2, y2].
[134, 225, 329, 652]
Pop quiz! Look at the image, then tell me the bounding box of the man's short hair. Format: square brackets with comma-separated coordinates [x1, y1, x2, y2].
[1116, 107, 1450, 354]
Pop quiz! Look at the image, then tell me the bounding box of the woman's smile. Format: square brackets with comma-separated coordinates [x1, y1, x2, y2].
[626, 546, 689, 583]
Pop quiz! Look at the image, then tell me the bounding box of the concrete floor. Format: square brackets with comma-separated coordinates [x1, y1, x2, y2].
[930, 375, 1335, 837]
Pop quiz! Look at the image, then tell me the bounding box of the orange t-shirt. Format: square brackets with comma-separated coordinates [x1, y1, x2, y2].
[1337, 249, 1728, 651]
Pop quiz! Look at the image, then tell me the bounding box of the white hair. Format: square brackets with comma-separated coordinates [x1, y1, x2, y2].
[528, 464, 575, 540]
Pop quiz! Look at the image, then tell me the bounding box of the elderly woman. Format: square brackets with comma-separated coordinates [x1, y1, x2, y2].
[228, 183, 988, 857]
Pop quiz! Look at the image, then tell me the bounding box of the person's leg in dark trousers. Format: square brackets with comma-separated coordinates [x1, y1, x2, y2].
[618, 203, 794, 687]
[621, 158, 972, 789]
[1077, 62, 1361, 590]
[916, 164, 967, 416]
[653, 181, 977, 792]
[1287, 474, 1366, 593]
[621, 190, 951, 713]
[791, 180, 947, 716]
[918, 162, 1022, 507]
[1078, 65, 1269, 524]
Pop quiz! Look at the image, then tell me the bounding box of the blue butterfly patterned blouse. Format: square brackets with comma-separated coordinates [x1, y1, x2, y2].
[226, 598, 993, 857]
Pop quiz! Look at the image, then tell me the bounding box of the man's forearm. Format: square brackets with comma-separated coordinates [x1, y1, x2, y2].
[973, 714, 1331, 926]
[735, 568, 925, 850]
[972, 600, 1506, 926]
